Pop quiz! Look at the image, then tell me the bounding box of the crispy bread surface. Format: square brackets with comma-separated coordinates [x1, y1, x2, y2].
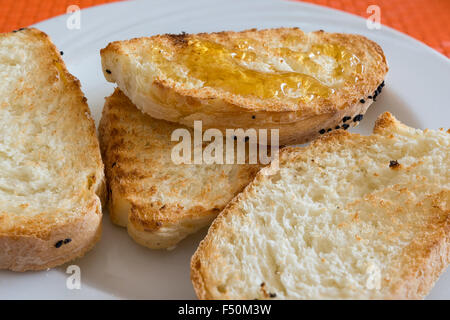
[191, 112, 449, 299]
[0, 28, 105, 271]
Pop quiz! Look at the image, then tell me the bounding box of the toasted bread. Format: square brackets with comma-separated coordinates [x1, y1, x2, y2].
[98, 89, 261, 249]
[0, 28, 105, 271]
[191, 112, 450, 299]
[101, 27, 388, 145]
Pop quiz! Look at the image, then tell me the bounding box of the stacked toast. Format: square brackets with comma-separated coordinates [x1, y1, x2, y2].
[99, 27, 388, 249]
[2, 27, 449, 300]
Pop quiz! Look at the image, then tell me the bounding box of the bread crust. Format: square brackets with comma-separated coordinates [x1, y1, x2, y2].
[101, 28, 388, 145]
[0, 28, 105, 271]
[99, 89, 260, 249]
[0, 203, 102, 271]
[191, 112, 450, 299]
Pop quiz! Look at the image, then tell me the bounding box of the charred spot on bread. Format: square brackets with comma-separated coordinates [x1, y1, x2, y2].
[55, 240, 64, 248]
[389, 160, 401, 169]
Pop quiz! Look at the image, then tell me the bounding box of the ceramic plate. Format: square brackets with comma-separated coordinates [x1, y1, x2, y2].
[1, 0, 449, 299]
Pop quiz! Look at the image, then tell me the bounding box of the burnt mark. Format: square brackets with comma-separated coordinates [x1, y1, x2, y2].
[166, 32, 189, 46]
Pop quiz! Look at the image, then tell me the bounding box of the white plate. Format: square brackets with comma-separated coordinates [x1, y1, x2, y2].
[1, 0, 449, 299]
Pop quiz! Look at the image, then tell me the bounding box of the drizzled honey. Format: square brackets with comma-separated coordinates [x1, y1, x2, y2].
[153, 37, 363, 102]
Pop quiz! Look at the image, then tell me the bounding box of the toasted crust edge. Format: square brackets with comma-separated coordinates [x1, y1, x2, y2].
[100, 27, 388, 146]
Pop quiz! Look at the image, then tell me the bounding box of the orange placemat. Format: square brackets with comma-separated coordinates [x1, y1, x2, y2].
[1, 0, 449, 57]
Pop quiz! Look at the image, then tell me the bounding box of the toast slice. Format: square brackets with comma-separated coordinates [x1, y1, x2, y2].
[0, 28, 105, 271]
[101, 27, 388, 145]
[191, 112, 450, 299]
[98, 89, 261, 249]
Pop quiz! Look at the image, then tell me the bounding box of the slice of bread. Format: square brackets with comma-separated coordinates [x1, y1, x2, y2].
[0, 28, 105, 271]
[101, 27, 388, 146]
[98, 89, 261, 249]
[191, 112, 450, 299]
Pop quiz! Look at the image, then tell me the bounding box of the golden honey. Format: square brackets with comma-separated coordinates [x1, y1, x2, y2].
[153, 38, 363, 102]
[54, 61, 68, 85]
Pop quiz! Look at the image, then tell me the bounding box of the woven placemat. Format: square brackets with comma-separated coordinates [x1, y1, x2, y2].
[0, 0, 449, 57]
